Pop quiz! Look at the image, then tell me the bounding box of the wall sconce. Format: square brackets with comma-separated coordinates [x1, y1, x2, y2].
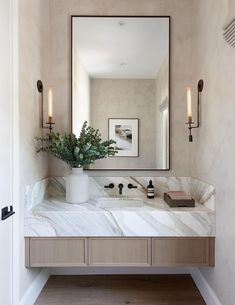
[37, 80, 55, 134]
[186, 79, 204, 142]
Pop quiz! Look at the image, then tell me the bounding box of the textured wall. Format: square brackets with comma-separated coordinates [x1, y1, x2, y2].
[189, 0, 235, 304]
[90, 79, 156, 169]
[48, 0, 194, 177]
[19, 0, 50, 300]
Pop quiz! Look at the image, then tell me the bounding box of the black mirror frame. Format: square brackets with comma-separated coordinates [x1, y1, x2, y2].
[71, 15, 171, 171]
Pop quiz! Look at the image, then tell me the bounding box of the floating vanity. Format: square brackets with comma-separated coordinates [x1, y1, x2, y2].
[25, 177, 215, 268]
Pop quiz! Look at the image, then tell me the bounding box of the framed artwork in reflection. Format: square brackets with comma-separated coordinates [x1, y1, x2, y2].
[108, 118, 139, 157]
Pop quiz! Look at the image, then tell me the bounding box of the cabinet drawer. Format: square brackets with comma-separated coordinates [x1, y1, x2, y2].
[89, 238, 151, 266]
[152, 237, 213, 266]
[26, 238, 87, 267]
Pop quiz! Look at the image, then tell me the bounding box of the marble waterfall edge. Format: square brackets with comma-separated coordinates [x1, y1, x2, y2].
[24, 176, 215, 237]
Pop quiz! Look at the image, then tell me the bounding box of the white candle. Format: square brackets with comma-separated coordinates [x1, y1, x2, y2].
[187, 87, 192, 122]
[48, 88, 53, 120]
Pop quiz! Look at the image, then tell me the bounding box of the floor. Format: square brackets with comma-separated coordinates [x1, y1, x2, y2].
[34, 275, 206, 305]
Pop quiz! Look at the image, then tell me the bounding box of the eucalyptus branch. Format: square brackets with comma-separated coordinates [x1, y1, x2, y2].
[36, 121, 117, 167]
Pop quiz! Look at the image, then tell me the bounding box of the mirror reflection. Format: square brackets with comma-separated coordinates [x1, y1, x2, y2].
[72, 17, 170, 170]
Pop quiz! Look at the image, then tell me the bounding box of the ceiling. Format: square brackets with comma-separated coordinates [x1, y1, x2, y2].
[73, 17, 169, 79]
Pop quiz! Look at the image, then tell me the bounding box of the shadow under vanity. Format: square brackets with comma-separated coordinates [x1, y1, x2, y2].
[25, 177, 215, 267]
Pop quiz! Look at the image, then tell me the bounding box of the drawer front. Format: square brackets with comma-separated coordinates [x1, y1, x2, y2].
[152, 237, 210, 266]
[89, 238, 151, 266]
[28, 238, 87, 267]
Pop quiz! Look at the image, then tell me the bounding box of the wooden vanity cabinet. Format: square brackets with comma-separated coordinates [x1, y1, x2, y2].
[25, 237, 215, 267]
[26, 237, 87, 267]
[88, 238, 151, 266]
[152, 237, 214, 266]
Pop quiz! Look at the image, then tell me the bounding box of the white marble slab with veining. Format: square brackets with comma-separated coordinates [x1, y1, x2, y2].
[24, 176, 215, 237]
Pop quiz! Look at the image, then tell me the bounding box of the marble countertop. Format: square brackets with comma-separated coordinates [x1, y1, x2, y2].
[24, 176, 215, 237]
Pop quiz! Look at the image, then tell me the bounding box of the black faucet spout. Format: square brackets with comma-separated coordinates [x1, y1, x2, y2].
[118, 183, 124, 195]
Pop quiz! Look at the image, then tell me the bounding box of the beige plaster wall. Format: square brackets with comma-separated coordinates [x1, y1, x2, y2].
[48, 0, 194, 176]
[189, 0, 235, 304]
[90, 79, 156, 169]
[19, 0, 50, 300]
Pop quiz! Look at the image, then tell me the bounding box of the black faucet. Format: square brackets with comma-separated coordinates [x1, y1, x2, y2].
[104, 183, 114, 189]
[118, 183, 124, 195]
[128, 183, 137, 189]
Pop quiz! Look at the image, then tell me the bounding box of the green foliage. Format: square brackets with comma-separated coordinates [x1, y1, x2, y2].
[36, 121, 117, 168]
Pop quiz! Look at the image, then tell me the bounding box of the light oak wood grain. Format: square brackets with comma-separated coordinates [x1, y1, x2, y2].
[209, 237, 215, 266]
[152, 237, 211, 266]
[34, 275, 206, 305]
[88, 238, 151, 266]
[25, 237, 215, 267]
[25, 237, 30, 267]
[28, 237, 87, 267]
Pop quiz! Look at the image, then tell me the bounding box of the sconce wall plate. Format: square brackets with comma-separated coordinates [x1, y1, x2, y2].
[37, 80, 43, 93]
[186, 79, 204, 142]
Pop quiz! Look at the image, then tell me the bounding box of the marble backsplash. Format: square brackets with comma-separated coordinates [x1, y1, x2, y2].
[25, 176, 215, 211]
[25, 178, 50, 210]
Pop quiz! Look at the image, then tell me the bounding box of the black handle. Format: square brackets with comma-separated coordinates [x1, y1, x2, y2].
[104, 183, 114, 189]
[1, 206, 15, 221]
[128, 183, 137, 189]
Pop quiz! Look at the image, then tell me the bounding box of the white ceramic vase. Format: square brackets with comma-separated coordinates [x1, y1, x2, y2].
[66, 167, 89, 204]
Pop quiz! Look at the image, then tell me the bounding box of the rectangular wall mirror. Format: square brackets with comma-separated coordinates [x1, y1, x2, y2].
[72, 16, 170, 170]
